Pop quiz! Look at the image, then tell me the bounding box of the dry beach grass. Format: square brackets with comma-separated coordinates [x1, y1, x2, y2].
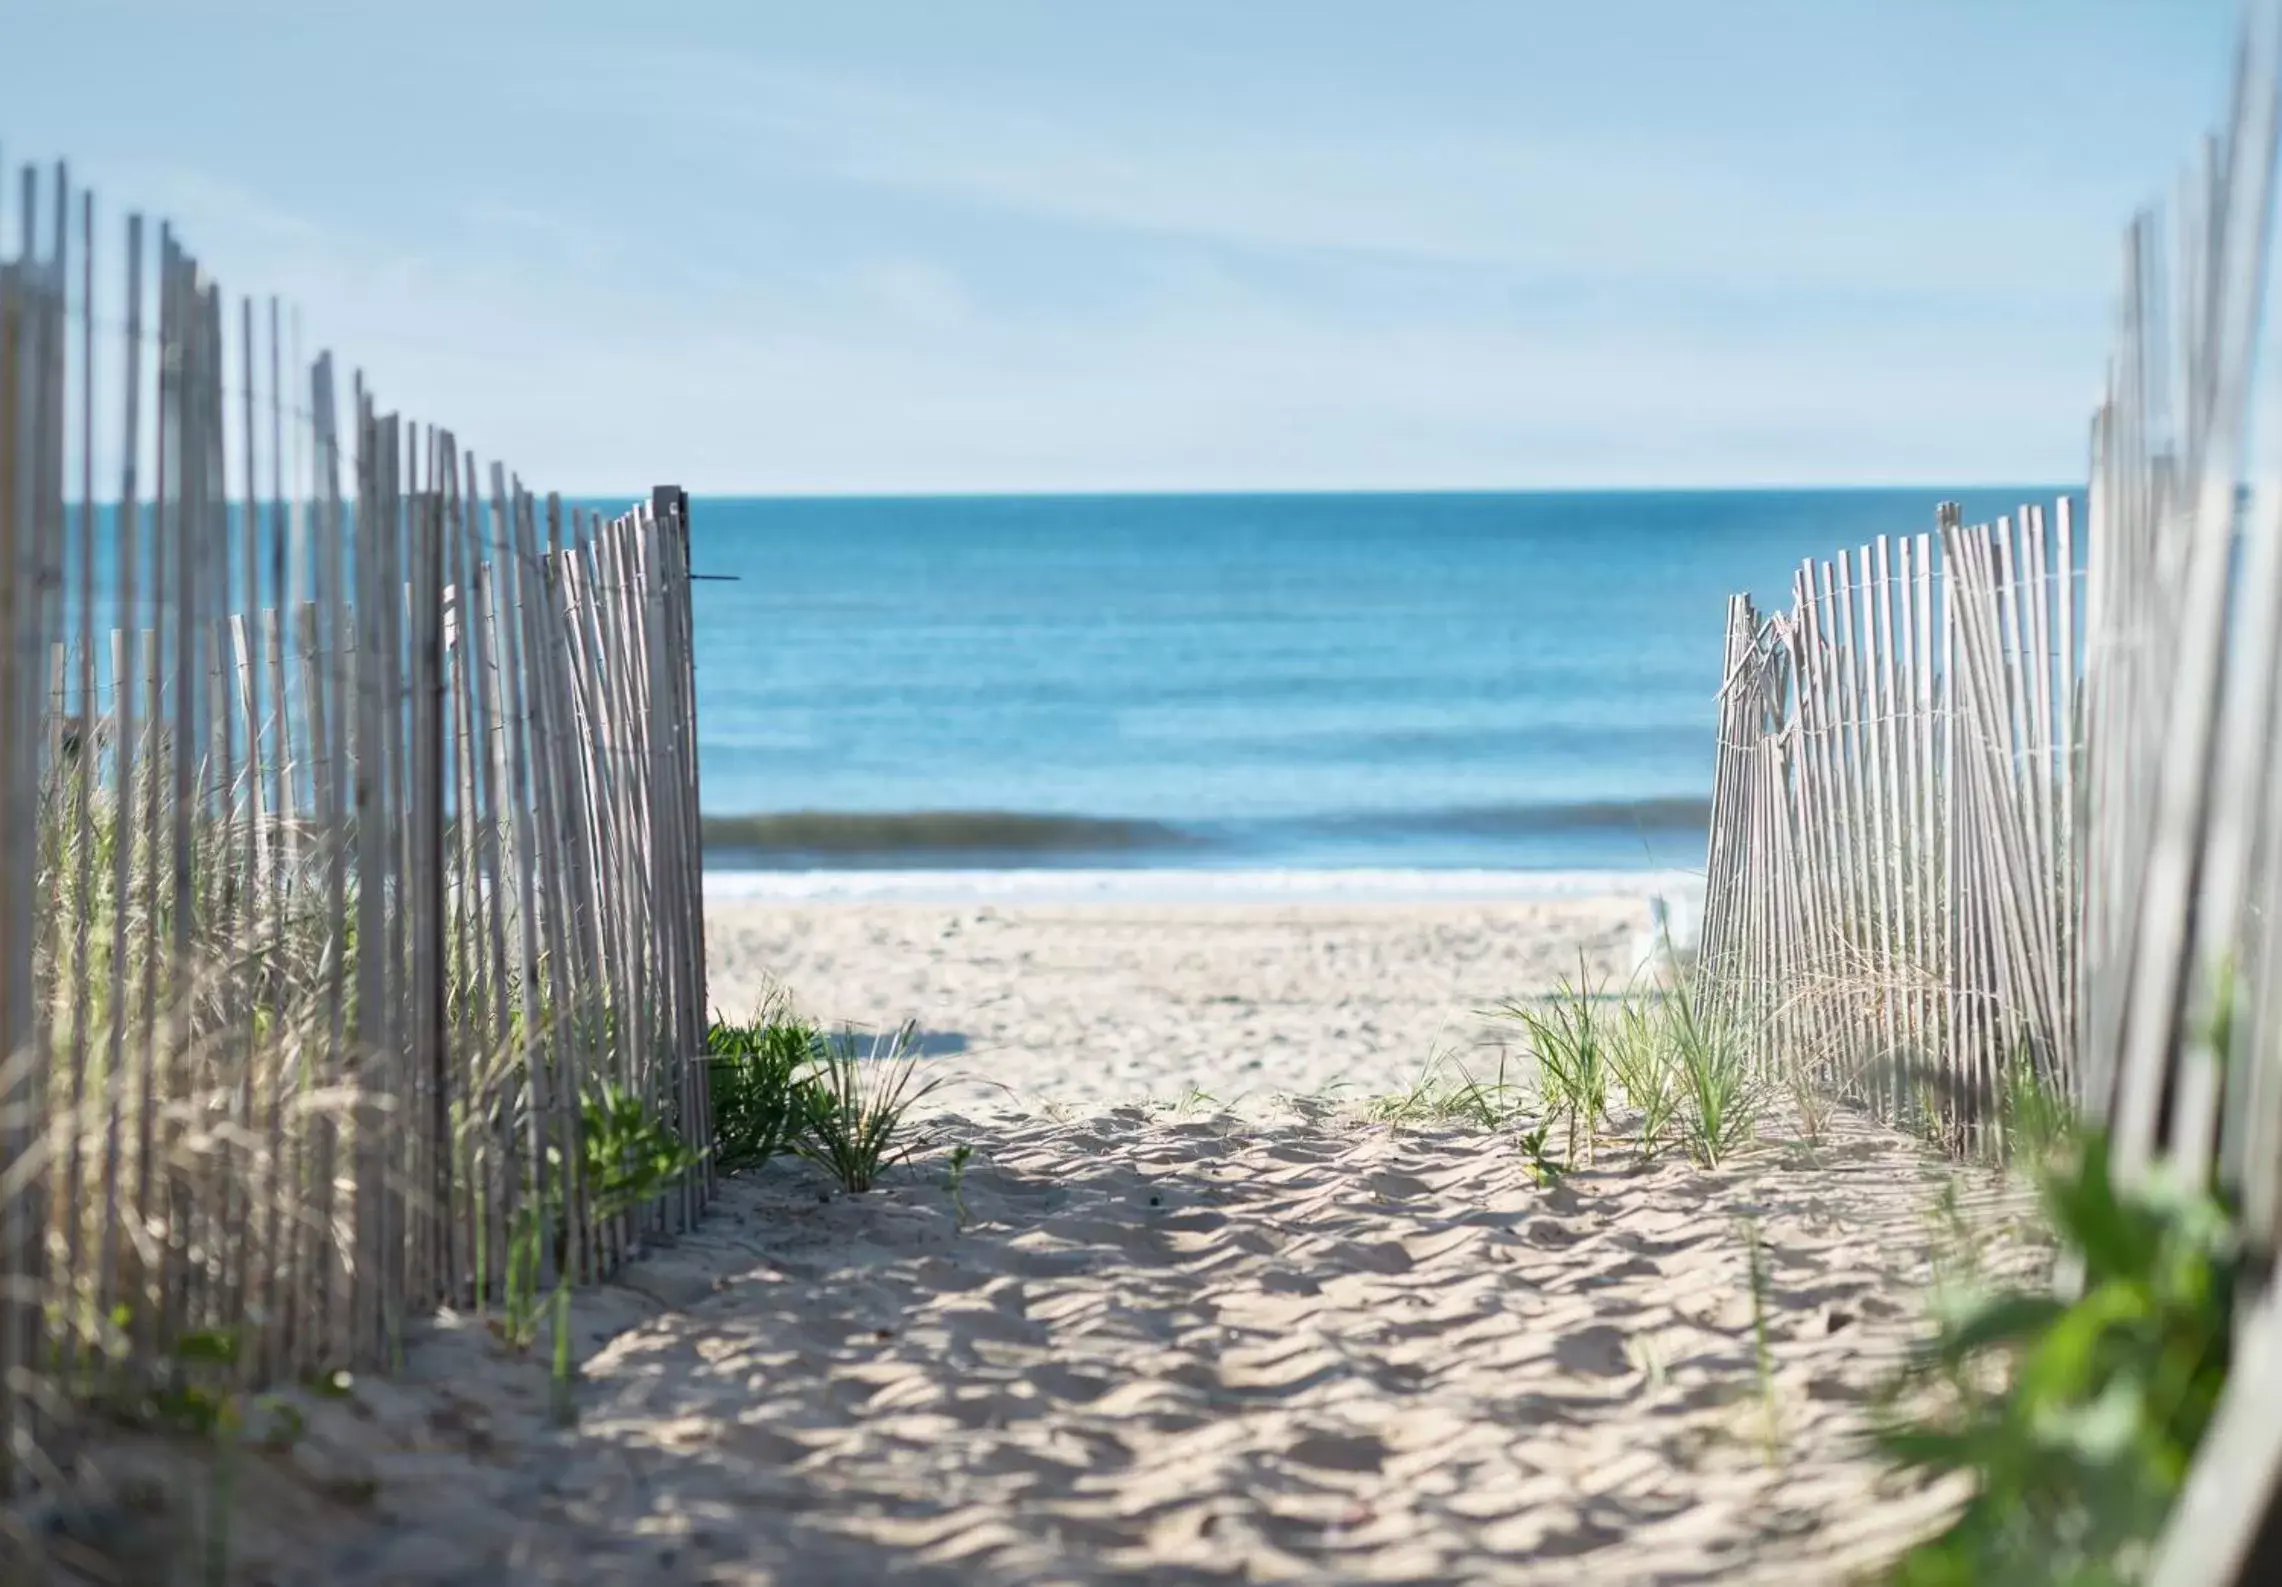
[10, 896, 2047, 1585]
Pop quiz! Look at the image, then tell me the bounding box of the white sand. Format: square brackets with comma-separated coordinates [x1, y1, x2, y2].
[704, 896, 1656, 1113]
[18, 894, 2043, 1586]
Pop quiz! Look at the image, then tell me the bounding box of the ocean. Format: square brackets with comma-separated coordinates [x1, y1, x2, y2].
[687, 489, 2067, 879]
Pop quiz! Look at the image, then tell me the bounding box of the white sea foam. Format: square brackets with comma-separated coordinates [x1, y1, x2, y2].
[701, 866, 1703, 906]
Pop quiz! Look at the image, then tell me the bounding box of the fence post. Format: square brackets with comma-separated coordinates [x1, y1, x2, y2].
[650, 485, 709, 1214]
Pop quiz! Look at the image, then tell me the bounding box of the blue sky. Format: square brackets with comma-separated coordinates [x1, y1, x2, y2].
[0, 0, 2246, 493]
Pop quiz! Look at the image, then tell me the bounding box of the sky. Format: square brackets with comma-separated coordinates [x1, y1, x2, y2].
[0, 0, 2250, 494]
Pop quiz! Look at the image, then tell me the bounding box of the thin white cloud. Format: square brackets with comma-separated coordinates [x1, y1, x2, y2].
[85, 160, 2095, 494]
[660, 54, 2129, 303]
[35, 28, 2137, 495]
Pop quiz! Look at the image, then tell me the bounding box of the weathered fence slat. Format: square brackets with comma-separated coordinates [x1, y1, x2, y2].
[1697, 13, 2282, 1576]
[0, 164, 710, 1504]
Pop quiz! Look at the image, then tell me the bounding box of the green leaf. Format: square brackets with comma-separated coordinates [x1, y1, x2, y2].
[1927, 1291, 2069, 1369]
[2035, 1377, 2145, 1463]
[2012, 1281, 2153, 1408]
[2043, 1135, 2159, 1283]
[1874, 1422, 1985, 1475]
[1872, 1122, 2242, 1584]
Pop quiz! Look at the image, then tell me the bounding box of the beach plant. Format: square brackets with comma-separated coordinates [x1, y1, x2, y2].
[1875, 1131, 2237, 1586]
[177, 1327, 245, 1587]
[1669, 992, 1763, 1167]
[2000, 1045, 2077, 1174]
[1607, 995, 1682, 1159]
[580, 1080, 706, 1220]
[794, 1021, 945, 1193]
[1358, 1061, 1441, 1130]
[1443, 1053, 1529, 1133]
[1517, 1119, 1566, 1187]
[484, 1081, 700, 1423]
[1363, 1050, 1526, 1132]
[41, 1320, 254, 1585]
[1779, 1030, 1842, 1149]
[61, 1321, 310, 1587]
[4, 574, 713, 1557]
[1496, 964, 1613, 1163]
[1913, 1071, 1970, 1159]
[550, 1284, 575, 1428]
[1165, 1083, 1222, 1115]
[707, 999, 823, 1173]
[494, 1209, 555, 1364]
[946, 1143, 975, 1230]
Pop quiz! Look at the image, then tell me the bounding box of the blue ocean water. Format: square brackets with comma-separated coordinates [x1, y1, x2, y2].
[688, 489, 2069, 873]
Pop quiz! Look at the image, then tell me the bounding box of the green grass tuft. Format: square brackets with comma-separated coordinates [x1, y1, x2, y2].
[1607, 995, 1683, 1160]
[707, 996, 822, 1174]
[1667, 993, 1763, 1167]
[1362, 1050, 1529, 1132]
[1493, 962, 1613, 1164]
[792, 1021, 945, 1194]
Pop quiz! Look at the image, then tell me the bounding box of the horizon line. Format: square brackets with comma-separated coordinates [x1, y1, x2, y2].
[58, 479, 2090, 510]
[603, 479, 2088, 504]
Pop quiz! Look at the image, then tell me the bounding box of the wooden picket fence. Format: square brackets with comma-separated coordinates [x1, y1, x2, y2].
[1700, 500, 2083, 1149]
[0, 161, 710, 1495]
[1700, 8, 2282, 1577]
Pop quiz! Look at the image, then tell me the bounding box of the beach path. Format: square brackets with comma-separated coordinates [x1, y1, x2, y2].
[27, 899, 2036, 1585]
[173, 1106, 2031, 1586]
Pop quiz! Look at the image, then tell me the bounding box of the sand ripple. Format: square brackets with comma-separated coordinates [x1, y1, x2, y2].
[113, 1107, 2047, 1586]
[19, 898, 2049, 1584]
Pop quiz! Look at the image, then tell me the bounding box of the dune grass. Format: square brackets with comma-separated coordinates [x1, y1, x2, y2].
[1361, 1049, 1530, 1132]
[1664, 994, 1764, 1167]
[1608, 996, 1685, 1160]
[793, 1022, 947, 1194]
[1476, 969, 1767, 1173]
[1493, 965, 1614, 1164]
[702, 1002, 946, 1196]
[706, 996, 821, 1174]
[4, 742, 708, 1575]
[1474, 952, 2222, 1582]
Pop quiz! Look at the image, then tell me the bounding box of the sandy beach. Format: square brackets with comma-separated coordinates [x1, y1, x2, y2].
[703, 891, 1661, 1113]
[21, 892, 2043, 1586]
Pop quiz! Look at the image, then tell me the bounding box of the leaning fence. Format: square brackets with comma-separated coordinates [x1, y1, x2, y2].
[1699, 9, 2282, 1578]
[1699, 500, 2083, 1151]
[0, 159, 710, 1494]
